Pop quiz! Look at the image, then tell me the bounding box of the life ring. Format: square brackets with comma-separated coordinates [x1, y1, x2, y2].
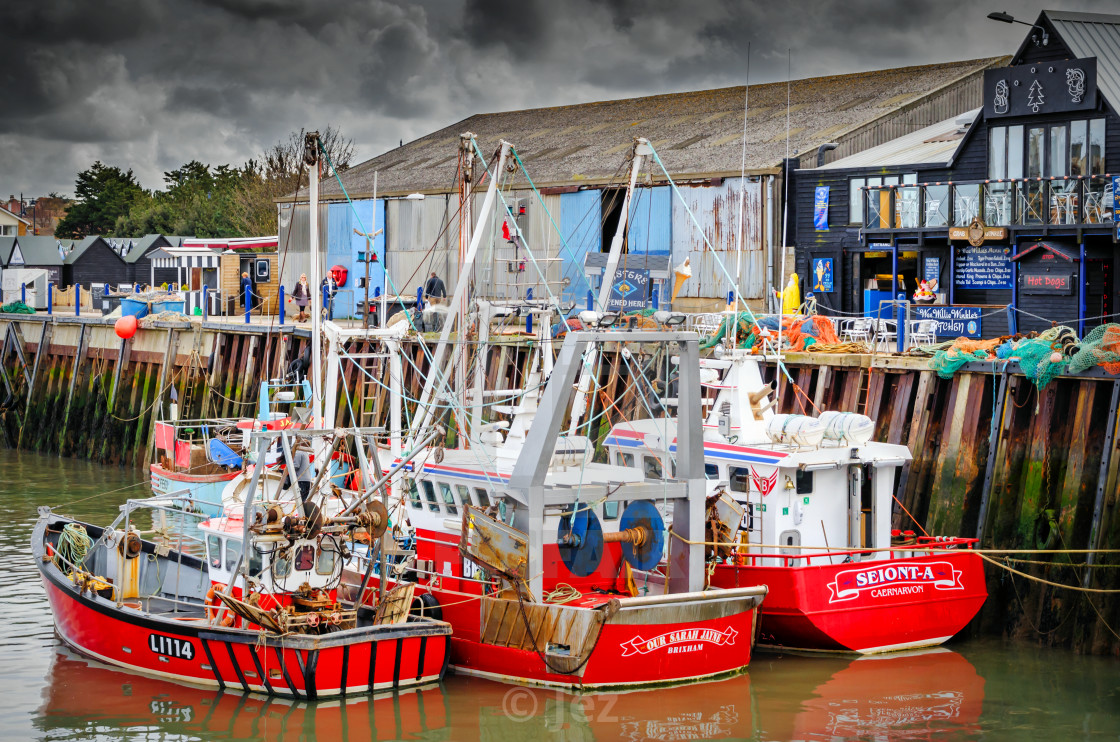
[205, 583, 236, 627]
[409, 592, 442, 621]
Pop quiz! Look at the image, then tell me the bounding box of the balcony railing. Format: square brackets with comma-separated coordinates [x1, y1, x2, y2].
[863, 175, 1115, 231]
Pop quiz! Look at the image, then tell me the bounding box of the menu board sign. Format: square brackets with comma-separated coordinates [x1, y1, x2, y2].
[954, 245, 1013, 290]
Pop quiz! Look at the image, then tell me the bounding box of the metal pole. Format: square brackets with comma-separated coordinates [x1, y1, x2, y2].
[307, 132, 324, 431]
[47, 284, 52, 315]
[244, 282, 250, 324]
[75, 284, 80, 316]
[21, 282, 25, 304]
[278, 284, 285, 324]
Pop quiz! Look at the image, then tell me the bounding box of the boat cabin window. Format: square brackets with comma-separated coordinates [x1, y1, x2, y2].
[796, 470, 814, 494]
[207, 534, 223, 569]
[316, 545, 337, 575]
[421, 481, 440, 512]
[225, 540, 241, 572]
[248, 546, 264, 577]
[439, 482, 458, 515]
[779, 529, 801, 556]
[603, 501, 620, 520]
[475, 488, 491, 508]
[705, 463, 719, 480]
[742, 502, 756, 533]
[617, 452, 635, 468]
[406, 479, 422, 508]
[729, 467, 750, 493]
[294, 545, 315, 571]
[643, 456, 663, 480]
[273, 551, 292, 578]
[457, 485, 472, 509]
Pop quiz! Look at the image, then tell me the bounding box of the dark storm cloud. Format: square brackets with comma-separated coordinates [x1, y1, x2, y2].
[2, 0, 1118, 197]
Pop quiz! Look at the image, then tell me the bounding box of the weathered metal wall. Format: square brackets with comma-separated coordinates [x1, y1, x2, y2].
[671, 177, 765, 300]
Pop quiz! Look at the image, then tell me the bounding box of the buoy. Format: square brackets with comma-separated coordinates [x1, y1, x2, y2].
[1049, 351, 1062, 363]
[115, 315, 138, 339]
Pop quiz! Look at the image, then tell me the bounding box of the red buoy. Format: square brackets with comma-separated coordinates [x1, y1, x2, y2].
[115, 314, 138, 339]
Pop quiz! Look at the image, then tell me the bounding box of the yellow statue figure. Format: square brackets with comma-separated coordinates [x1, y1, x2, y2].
[775, 273, 800, 315]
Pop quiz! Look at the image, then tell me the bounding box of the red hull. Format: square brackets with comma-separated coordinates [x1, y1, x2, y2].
[367, 527, 766, 690]
[35, 516, 450, 699]
[710, 551, 986, 653]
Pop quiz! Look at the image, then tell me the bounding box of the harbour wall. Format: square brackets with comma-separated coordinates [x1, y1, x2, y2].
[1, 313, 1118, 655]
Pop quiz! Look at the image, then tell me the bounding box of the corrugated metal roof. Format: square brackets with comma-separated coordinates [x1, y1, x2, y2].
[314, 57, 1007, 200]
[814, 109, 978, 170]
[1045, 10, 1120, 114]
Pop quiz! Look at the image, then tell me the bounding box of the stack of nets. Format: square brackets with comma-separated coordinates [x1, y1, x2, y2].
[699, 312, 840, 353]
[928, 337, 1008, 379]
[1014, 326, 1078, 388]
[1068, 324, 1120, 375]
[0, 300, 35, 314]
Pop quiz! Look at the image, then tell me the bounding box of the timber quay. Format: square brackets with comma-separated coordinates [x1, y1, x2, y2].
[2, 311, 1119, 655]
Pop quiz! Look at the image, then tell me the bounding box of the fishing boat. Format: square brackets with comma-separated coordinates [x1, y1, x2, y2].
[34, 501, 449, 698]
[306, 137, 768, 690]
[603, 347, 988, 653]
[150, 380, 313, 517]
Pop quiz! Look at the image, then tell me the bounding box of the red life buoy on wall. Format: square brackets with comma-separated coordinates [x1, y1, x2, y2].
[330, 265, 348, 287]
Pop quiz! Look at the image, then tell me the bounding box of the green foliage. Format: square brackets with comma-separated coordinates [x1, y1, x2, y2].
[61, 125, 355, 241]
[55, 162, 145, 239]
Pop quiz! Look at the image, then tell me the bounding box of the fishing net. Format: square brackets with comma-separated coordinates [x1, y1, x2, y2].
[1068, 323, 1120, 375]
[1015, 326, 1077, 389]
[0, 300, 35, 314]
[927, 337, 1007, 379]
[785, 315, 840, 352]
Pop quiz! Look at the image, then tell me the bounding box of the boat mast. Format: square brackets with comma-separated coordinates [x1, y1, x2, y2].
[567, 137, 650, 435]
[459, 133, 475, 446]
[410, 139, 510, 448]
[306, 131, 324, 432]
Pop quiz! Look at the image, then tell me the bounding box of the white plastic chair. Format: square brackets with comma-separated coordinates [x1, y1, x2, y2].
[872, 319, 898, 352]
[842, 318, 872, 344]
[908, 319, 938, 348]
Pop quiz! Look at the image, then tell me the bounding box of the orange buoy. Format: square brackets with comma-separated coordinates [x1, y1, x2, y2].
[115, 315, 138, 339]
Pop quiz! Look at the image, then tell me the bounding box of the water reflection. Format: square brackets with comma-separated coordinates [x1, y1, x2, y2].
[37, 648, 447, 741]
[36, 644, 992, 741]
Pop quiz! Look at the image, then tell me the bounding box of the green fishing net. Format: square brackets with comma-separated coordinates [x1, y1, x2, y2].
[1068, 323, 1120, 375]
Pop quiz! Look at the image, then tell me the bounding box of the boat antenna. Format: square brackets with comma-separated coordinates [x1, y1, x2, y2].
[306, 131, 324, 435]
[732, 42, 750, 349]
[777, 48, 791, 366]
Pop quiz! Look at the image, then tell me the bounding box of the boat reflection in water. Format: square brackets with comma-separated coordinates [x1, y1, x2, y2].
[36, 643, 983, 740]
[757, 647, 984, 741]
[36, 647, 447, 742]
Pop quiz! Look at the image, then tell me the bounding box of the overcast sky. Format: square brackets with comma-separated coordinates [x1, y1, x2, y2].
[2, 0, 1116, 198]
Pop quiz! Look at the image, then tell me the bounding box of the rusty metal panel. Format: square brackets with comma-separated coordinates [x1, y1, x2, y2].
[671, 177, 764, 301]
[278, 202, 328, 290]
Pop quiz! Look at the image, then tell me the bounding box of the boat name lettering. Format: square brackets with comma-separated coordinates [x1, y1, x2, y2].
[827, 561, 963, 603]
[148, 633, 195, 660]
[619, 626, 737, 657]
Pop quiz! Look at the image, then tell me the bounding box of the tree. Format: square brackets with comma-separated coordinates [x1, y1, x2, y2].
[55, 162, 145, 238]
[227, 125, 354, 236]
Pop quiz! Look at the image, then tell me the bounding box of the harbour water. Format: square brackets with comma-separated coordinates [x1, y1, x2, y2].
[3, 451, 1119, 741]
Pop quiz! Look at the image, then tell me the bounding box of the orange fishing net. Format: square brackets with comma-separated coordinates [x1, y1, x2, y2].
[784, 315, 841, 352]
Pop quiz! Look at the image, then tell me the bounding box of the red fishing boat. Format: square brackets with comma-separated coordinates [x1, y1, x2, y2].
[604, 349, 987, 653]
[35, 426, 451, 699]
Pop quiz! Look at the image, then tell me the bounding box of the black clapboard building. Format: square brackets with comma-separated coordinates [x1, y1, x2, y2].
[64, 236, 128, 289]
[793, 10, 1119, 339]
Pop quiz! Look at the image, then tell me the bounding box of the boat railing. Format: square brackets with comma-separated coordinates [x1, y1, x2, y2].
[730, 536, 979, 568]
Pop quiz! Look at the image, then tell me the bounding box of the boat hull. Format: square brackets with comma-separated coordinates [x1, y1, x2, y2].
[36, 518, 450, 699]
[710, 551, 986, 653]
[150, 463, 237, 517]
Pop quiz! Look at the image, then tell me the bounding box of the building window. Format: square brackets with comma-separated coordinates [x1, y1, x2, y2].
[851, 175, 909, 226]
[994, 119, 1105, 179]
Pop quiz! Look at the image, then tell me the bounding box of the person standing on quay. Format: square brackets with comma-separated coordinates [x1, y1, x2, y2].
[424, 271, 446, 301]
[240, 272, 253, 313]
[290, 273, 311, 321]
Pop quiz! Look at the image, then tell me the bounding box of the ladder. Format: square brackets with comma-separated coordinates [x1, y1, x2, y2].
[347, 352, 389, 428]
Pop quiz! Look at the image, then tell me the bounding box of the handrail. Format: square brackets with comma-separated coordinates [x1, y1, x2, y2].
[862, 174, 1114, 230]
[732, 536, 978, 568]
